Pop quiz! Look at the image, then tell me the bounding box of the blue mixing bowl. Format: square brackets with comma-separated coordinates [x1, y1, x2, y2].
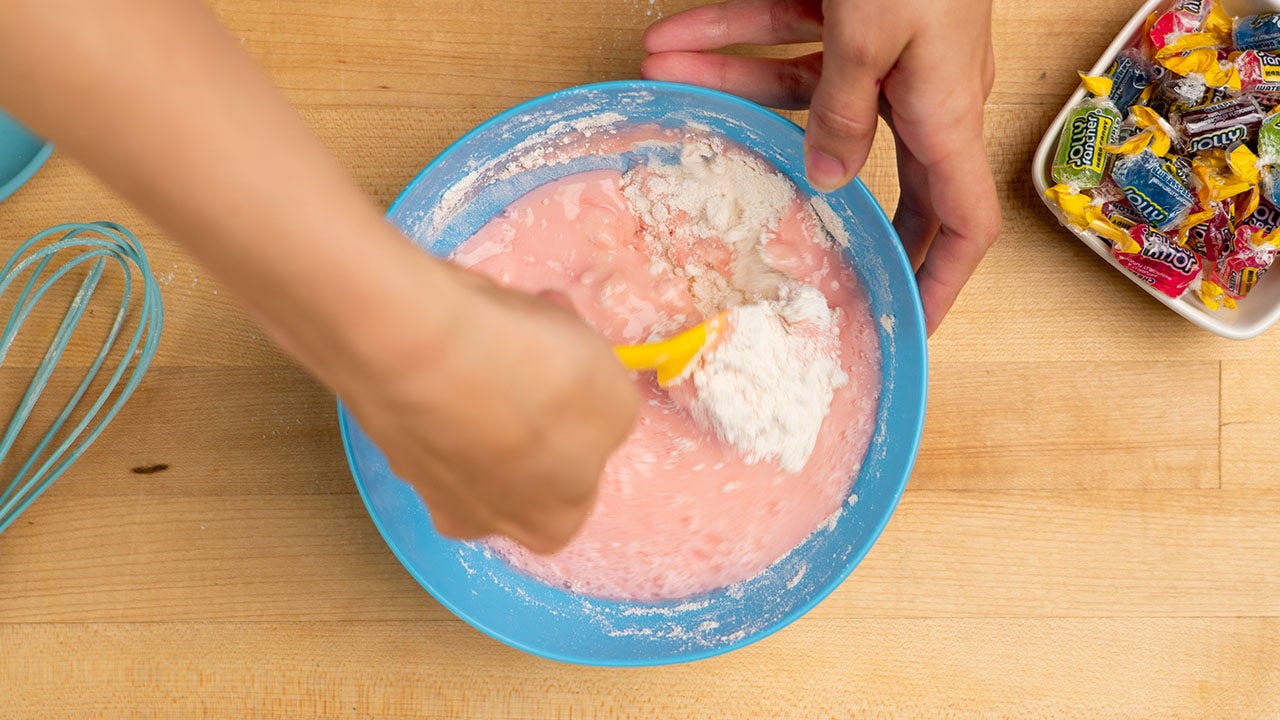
[0, 110, 51, 203]
[338, 81, 928, 666]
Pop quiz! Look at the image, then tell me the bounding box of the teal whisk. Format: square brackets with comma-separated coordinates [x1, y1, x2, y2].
[0, 222, 163, 535]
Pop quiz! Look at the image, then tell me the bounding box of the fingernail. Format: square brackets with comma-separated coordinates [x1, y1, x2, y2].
[806, 148, 846, 193]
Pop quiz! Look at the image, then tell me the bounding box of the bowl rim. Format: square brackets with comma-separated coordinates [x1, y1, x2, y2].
[0, 133, 52, 205]
[340, 79, 928, 666]
[1031, 0, 1280, 340]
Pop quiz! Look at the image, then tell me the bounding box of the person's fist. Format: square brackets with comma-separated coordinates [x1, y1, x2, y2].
[339, 258, 640, 553]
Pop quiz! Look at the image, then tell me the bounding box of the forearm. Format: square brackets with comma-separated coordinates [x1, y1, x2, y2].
[0, 0, 452, 384]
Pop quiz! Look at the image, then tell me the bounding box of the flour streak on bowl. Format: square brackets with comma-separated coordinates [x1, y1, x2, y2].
[337, 81, 928, 666]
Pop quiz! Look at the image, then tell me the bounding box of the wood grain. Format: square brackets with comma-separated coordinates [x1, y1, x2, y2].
[1, 0, 1275, 716]
[2, 619, 1278, 719]
[4, 490, 1278, 622]
[1221, 362, 1280, 488]
[914, 362, 1220, 490]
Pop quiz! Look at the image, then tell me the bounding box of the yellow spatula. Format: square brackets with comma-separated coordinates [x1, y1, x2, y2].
[614, 312, 727, 386]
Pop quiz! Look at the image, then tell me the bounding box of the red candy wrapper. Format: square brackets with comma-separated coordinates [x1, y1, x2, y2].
[1148, 0, 1211, 51]
[1186, 204, 1233, 262]
[1207, 208, 1236, 267]
[1235, 49, 1280, 94]
[1218, 227, 1280, 298]
[1113, 225, 1202, 297]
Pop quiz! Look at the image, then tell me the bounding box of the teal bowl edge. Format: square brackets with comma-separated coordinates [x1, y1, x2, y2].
[0, 140, 52, 204]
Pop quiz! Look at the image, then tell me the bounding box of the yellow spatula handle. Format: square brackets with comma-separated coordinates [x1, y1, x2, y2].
[614, 314, 723, 386]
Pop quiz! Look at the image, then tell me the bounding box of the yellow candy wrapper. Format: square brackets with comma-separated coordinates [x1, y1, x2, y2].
[1227, 144, 1261, 186]
[1160, 47, 1242, 90]
[1191, 146, 1261, 204]
[1106, 106, 1176, 157]
[1253, 225, 1280, 248]
[1174, 202, 1216, 248]
[1199, 279, 1238, 310]
[1205, 3, 1233, 42]
[1235, 185, 1262, 226]
[1045, 184, 1140, 252]
[1079, 72, 1114, 99]
[1155, 32, 1222, 60]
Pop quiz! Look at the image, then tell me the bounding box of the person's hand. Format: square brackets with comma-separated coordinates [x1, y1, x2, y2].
[336, 255, 641, 554]
[0, 0, 640, 555]
[641, 0, 1003, 333]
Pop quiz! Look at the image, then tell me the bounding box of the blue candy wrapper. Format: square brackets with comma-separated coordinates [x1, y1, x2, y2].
[1111, 150, 1197, 231]
[1235, 13, 1280, 53]
[1108, 49, 1157, 113]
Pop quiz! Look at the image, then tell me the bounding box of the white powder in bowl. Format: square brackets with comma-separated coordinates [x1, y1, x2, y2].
[621, 137, 795, 322]
[616, 135, 849, 473]
[680, 282, 848, 473]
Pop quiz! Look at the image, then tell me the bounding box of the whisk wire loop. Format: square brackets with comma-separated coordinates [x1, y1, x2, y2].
[0, 222, 163, 534]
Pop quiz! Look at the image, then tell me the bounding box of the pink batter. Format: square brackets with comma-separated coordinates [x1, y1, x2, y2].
[453, 160, 881, 602]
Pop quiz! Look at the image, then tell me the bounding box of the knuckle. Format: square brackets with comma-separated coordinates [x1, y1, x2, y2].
[834, 32, 890, 73]
[715, 57, 732, 94]
[896, 202, 935, 228]
[970, 199, 1004, 248]
[778, 57, 822, 108]
[981, 213, 1004, 247]
[519, 525, 573, 555]
[943, 87, 989, 120]
[769, 0, 815, 36]
[918, 260, 965, 296]
[808, 99, 876, 143]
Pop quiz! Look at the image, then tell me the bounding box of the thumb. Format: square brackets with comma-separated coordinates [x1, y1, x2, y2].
[804, 20, 900, 192]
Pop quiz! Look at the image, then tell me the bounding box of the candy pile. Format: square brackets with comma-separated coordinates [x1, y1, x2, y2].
[1047, 0, 1280, 310]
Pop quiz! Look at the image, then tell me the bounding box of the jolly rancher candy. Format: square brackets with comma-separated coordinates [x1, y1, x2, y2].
[1176, 96, 1266, 153]
[1219, 232, 1280, 298]
[1106, 48, 1162, 113]
[1234, 13, 1280, 52]
[1151, 0, 1212, 50]
[1245, 195, 1280, 228]
[1110, 149, 1197, 230]
[1258, 107, 1280, 162]
[1163, 153, 1194, 185]
[1044, 0, 1280, 312]
[1235, 50, 1280, 95]
[1153, 78, 1230, 116]
[1102, 198, 1147, 230]
[1052, 97, 1122, 189]
[1261, 164, 1280, 207]
[1113, 225, 1202, 297]
[1187, 203, 1235, 265]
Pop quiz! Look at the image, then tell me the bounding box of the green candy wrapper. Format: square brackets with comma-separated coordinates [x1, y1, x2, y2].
[1052, 97, 1122, 189]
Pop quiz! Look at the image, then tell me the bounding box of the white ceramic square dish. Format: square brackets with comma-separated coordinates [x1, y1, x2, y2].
[1031, 0, 1280, 340]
